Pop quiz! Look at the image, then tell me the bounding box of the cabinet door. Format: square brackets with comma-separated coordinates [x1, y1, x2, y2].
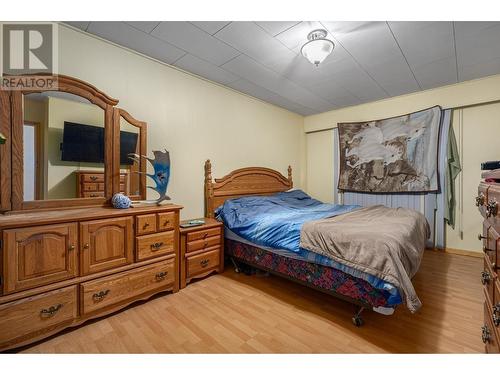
[80, 216, 133, 275]
[3, 223, 78, 294]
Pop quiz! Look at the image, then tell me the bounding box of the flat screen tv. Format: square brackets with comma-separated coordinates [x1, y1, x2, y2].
[61, 122, 138, 165]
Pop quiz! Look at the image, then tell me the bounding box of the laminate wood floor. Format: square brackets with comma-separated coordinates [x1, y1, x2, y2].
[19, 250, 483, 353]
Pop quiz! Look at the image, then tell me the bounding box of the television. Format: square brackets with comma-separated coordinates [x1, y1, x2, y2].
[61, 122, 138, 165]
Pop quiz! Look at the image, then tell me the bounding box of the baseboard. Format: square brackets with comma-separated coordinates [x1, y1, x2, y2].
[443, 247, 483, 258]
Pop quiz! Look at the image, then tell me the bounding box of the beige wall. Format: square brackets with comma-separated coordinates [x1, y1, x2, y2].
[57, 25, 305, 218]
[304, 74, 500, 252]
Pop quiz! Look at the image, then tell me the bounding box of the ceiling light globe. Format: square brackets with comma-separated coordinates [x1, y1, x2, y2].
[300, 29, 335, 67]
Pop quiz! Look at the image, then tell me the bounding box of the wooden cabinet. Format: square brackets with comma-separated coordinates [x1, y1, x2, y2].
[180, 218, 224, 289]
[80, 216, 134, 275]
[3, 223, 78, 294]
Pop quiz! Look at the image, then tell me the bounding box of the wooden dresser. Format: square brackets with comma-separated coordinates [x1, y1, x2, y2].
[179, 218, 224, 288]
[477, 178, 500, 353]
[0, 204, 181, 350]
[75, 171, 129, 198]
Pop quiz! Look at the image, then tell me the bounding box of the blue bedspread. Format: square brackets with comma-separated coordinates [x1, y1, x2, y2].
[216, 190, 402, 306]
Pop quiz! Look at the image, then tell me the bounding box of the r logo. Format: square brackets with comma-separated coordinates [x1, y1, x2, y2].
[1, 23, 57, 75]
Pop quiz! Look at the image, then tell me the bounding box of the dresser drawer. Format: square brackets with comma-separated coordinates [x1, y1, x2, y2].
[483, 256, 497, 305]
[136, 231, 175, 261]
[158, 212, 175, 231]
[82, 183, 100, 192]
[82, 192, 104, 198]
[187, 227, 221, 242]
[187, 235, 221, 253]
[80, 260, 175, 315]
[81, 173, 104, 183]
[136, 214, 157, 235]
[484, 222, 498, 266]
[484, 301, 500, 353]
[187, 248, 220, 278]
[0, 286, 77, 348]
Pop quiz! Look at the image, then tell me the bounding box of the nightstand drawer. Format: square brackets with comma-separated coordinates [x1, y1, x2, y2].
[136, 231, 175, 261]
[136, 214, 157, 235]
[187, 248, 220, 278]
[186, 227, 221, 242]
[187, 235, 220, 253]
[158, 212, 175, 231]
[81, 260, 175, 315]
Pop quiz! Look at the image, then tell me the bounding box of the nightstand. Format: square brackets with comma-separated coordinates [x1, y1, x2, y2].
[179, 218, 224, 288]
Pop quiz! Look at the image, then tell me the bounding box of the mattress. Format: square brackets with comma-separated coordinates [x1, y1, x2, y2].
[224, 227, 402, 308]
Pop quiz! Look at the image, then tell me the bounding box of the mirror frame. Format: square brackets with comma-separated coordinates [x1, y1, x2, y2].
[0, 74, 123, 211]
[113, 108, 147, 201]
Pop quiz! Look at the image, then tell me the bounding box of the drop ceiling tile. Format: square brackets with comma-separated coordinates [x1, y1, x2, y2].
[125, 22, 160, 34]
[221, 55, 332, 111]
[214, 22, 299, 74]
[255, 21, 300, 36]
[152, 22, 240, 66]
[190, 21, 231, 35]
[459, 56, 500, 82]
[306, 80, 362, 107]
[64, 22, 90, 31]
[173, 53, 240, 85]
[455, 22, 500, 78]
[412, 57, 457, 90]
[87, 22, 186, 64]
[388, 21, 455, 68]
[226, 79, 315, 115]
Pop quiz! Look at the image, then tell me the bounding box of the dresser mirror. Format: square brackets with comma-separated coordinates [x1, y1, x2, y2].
[22, 91, 106, 201]
[114, 108, 147, 201]
[0, 74, 150, 212]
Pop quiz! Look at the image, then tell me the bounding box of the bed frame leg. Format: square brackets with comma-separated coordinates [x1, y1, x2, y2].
[352, 307, 365, 327]
[230, 257, 241, 273]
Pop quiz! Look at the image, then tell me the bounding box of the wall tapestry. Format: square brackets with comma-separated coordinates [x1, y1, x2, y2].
[338, 105, 442, 193]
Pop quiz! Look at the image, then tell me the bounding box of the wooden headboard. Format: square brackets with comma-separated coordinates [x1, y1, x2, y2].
[204, 160, 293, 218]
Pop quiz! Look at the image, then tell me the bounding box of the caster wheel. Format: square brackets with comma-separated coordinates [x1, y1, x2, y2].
[352, 316, 364, 327]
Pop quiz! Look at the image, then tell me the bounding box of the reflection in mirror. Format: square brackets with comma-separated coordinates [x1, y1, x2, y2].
[23, 92, 105, 201]
[119, 116, 141, 198]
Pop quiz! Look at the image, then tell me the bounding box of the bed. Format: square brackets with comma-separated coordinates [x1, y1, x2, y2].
[204, 160, 427, 326]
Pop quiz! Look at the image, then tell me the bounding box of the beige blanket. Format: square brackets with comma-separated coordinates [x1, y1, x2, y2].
[299, 205, 429, 312]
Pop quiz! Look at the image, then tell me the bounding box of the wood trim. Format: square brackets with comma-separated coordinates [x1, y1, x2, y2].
[113, 108, 147, 201]
[19, 74, 118, 109]
[0, 90, 12, 212]
[444, 247, 484, 258]
[204, 159, 292, 218]
[11, 92, 23, 211]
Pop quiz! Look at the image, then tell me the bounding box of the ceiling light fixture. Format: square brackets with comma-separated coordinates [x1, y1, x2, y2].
[300, 29, 334, 67]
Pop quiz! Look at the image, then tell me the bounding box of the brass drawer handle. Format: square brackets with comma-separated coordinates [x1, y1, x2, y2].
[481, 271, 491, 285]
[203, 241, 208, 248]
[83, 243, 89, 250]
[476, 193, 485, 207]
[200, 259, 210, 268]
[163, 220, 170, 227]
[150, 242, 164, 251]
[482, 325, 491, 343]
[90, 176, 98, 181]
[143, 222, 150, 229]
[493, 304, 500, 326]
[483, 246, 494, 253]
[486, 200, 498, 218]
[40, 303, 63, 318]
[155, 271, 168, 281]
[68, 244, 75, 251]
[92, 289, 110, 302]
[479, 233, 487, 241]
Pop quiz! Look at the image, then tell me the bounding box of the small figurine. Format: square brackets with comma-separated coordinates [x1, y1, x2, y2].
[129, 149, 171, 205]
